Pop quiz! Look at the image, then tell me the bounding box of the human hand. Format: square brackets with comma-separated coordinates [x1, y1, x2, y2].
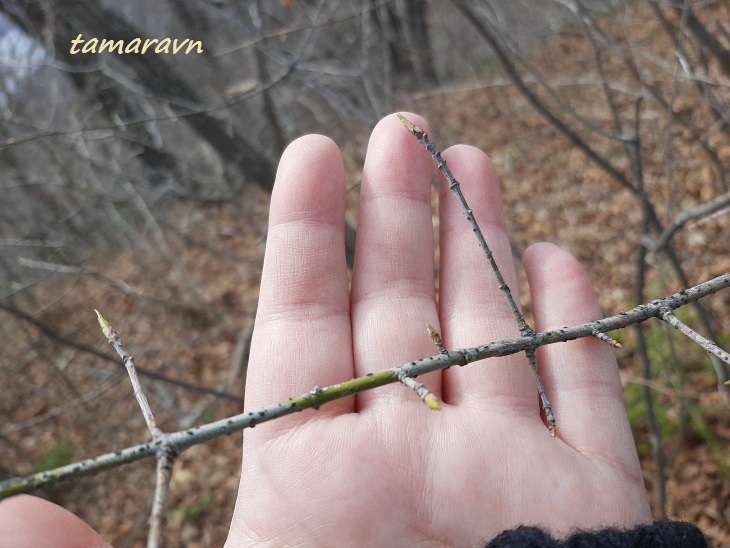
[0, 113, 652, 547]
[225, 113, 652, 546]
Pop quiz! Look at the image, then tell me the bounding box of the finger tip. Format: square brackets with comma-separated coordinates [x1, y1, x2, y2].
[0, 495, 109, 548]
[524, 241, 564, 261]
[442, 143, 495, 165]
[524, 243, 601, 327]
[273, 134, 345, 215]
[438, 145, 507, 241]
[280, 134, 341, 172]
[524, 242, 582, 280]
[369, 112, 433, 156]
[362, 113, 434, 191]
[386, 111, 431, 135]
[440, 145, 499, 189]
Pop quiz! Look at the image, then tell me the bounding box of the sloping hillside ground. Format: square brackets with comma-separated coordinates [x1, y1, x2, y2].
[2, 2, 729, 546]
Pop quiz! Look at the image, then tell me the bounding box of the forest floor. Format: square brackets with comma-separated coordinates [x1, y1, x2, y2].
[2, 2, 729, 546]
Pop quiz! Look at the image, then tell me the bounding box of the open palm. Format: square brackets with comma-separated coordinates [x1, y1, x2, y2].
[225, 113, 652, 546]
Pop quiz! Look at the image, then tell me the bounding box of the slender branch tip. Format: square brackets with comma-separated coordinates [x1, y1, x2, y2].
[396, 370, 441, 410]
[94, 309, 113, 338]
[396, 113, 414, 132]
[94, 308, 109, 327]
[396, 114, 425, 139]
[426, 323, 448, 355]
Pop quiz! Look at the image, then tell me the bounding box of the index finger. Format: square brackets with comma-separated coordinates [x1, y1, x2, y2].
[244, 135, 354, 420]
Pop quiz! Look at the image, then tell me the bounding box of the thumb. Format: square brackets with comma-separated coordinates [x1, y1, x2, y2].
[0, 495, 111, 548]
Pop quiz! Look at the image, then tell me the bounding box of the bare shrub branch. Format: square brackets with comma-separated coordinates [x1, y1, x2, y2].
[1, 271, 728, 499]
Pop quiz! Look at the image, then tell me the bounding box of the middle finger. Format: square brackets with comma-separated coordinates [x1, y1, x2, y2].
[350, 113, 442, 411]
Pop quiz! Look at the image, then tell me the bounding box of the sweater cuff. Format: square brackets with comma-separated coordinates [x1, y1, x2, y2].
[485, 521, 708, 547]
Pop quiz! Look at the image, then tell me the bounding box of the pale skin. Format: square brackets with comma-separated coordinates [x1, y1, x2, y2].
[0, 113, 652, 547]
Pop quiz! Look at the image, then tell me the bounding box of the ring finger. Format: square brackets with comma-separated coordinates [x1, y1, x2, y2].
[438, 145, 536, 415]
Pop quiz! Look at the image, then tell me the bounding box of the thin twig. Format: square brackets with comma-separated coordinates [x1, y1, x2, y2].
[526, 348, 555, 437]
[553, 0, 729, 185]
[449, 2, 727, 389]
[2, 272, 727, 498]
[396, 371, 442, 410]
[95, 310, 162, 438]
[643, 190, 730, 252]
[449, 0, 637, 193]
[148, 447, 178, 548]
[394, 324, 449, 409]
[426, 323, 448, 355]
[95, 310, 175, 548]
[397, 114, 555, 436]
[399, 116, 531, 335]
[660, 308, 730, 369]
[592, 330, 622, 349]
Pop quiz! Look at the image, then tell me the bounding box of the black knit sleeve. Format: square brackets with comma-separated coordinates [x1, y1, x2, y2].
[485, 521, 708, 547]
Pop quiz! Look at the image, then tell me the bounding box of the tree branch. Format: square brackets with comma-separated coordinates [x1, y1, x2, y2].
[2, 271, 728, 498]
[397, 113, 556, 435]
[643, 190, 730, 252]
[95, 310, 176, 547]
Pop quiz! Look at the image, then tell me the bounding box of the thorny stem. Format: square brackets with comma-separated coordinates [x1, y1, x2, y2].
[3, 272, 727, 498]
[397, 114, 555, 435]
